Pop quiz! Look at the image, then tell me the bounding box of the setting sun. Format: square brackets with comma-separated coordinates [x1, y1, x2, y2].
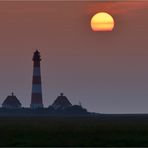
[91, 12, 115, 31]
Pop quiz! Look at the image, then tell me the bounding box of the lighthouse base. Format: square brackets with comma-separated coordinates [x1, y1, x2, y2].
[30, 104, 43, 109]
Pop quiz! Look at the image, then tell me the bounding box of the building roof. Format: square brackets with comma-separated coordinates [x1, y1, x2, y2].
[52, 93, 72, 109]
[2, 93, 21, 107]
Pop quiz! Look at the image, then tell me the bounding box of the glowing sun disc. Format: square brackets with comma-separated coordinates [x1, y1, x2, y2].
[91, 12, 115, 31]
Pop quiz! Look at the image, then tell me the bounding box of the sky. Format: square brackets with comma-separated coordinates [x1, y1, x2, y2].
[0, 1, 148, 113]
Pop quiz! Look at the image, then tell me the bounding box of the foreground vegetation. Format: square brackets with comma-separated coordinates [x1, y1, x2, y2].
[0, 114, 148, 146]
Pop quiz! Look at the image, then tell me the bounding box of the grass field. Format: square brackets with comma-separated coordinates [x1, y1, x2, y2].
[0, 114, 148, 146]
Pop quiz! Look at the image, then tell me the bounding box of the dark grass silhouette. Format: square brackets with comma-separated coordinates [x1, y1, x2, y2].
[0, 115, 148, 146]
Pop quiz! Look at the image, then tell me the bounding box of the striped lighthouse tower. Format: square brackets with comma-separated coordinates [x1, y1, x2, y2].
[30, 50, 43, 109]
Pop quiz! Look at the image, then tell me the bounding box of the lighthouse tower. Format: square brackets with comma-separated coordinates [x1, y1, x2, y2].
[30, 50, 43, 109]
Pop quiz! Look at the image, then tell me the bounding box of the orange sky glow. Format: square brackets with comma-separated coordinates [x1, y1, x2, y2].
[0, 1, 147, 113]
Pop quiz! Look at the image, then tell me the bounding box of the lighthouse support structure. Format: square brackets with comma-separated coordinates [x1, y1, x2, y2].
[30, 50, 43, 109]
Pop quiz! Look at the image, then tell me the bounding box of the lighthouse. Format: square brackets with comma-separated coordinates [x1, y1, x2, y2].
[30, 50, 43, 109]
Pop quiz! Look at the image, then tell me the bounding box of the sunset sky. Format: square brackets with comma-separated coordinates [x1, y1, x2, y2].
[0, 1, 148, 113]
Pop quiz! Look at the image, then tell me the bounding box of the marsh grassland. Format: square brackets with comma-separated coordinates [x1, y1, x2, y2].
[0, 115, 148, 146]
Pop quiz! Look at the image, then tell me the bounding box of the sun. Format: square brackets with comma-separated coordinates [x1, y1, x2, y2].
[91, 12, 115, 32]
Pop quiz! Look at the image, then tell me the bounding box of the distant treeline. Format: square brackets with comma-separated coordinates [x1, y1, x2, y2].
[0, 105, 89, 116]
